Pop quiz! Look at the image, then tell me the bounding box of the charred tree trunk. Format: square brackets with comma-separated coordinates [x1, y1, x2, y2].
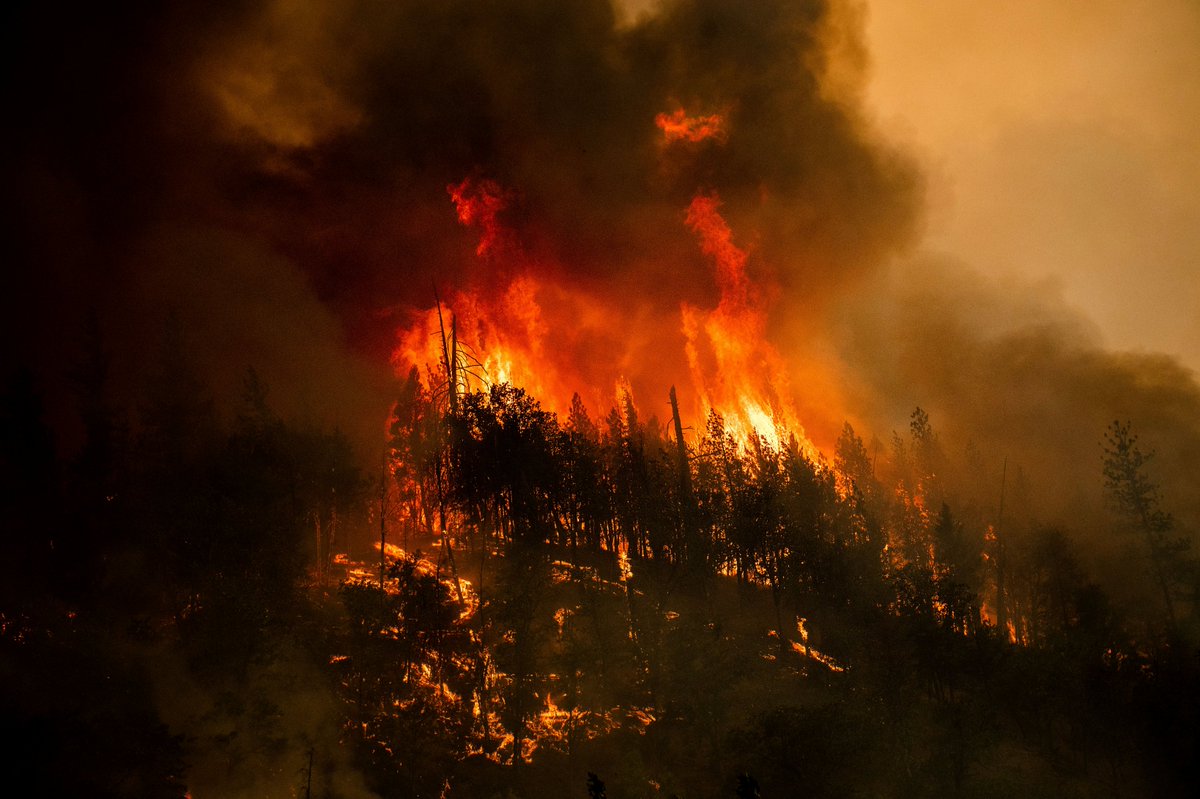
[669, 386, 699, 572]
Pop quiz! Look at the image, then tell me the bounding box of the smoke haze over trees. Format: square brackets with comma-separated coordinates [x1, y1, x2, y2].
[3, 0, 1198, 796]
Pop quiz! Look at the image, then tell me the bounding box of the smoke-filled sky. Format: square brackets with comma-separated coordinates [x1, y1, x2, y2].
[861, 0, 1200, 373]
[851, 0, 1200, 529]
[6, 0, 1198, 532]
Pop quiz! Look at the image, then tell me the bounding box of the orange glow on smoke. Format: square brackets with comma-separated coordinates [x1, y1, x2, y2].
[447, 177, 512, 258]
[654, 108, 727, 144]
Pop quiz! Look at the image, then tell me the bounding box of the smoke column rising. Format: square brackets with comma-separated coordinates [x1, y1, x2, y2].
[6, 0, 1198, 644]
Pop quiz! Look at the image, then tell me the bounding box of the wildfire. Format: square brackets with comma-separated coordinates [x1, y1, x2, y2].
[394, 179, 619, 417]
[793, 616, 846, 673]
[680, 193, 814, 455]
[393, 111, 822, 456]
[447, 176, 513, 259]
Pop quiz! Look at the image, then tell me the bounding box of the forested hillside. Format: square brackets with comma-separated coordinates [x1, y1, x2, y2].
[3, 352, 1196, 797]
[5, 3, 1199, 793]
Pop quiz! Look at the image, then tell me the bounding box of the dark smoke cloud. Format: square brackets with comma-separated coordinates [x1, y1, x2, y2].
[6, 0, 921, 450]
[213, 0, 922, 330]
[6, 0, 1196, 607]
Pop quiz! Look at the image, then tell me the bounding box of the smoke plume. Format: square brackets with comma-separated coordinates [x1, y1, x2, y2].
[7, 0, 1198, 697]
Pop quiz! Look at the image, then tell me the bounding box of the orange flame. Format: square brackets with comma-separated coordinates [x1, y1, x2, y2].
[655, 108, 727, 144]
[395, 115, 825, 455]
[681, 193, 813, 454]
[447, 177, 512, 258]
[397, 177, 635, 417]
[393, 276, 607, 418]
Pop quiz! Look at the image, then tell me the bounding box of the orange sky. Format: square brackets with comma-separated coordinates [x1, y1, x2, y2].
[861, 0, 1200, 372]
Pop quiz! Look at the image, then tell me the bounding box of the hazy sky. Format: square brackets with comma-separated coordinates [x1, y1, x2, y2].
[859, 0, 1200, 372]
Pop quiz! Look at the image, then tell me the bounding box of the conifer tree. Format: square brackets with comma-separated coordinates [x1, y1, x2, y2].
[1101, 420, 1190, 629]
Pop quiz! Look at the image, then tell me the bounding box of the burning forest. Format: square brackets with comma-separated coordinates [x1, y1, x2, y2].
[4, 0, 1200, 797]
